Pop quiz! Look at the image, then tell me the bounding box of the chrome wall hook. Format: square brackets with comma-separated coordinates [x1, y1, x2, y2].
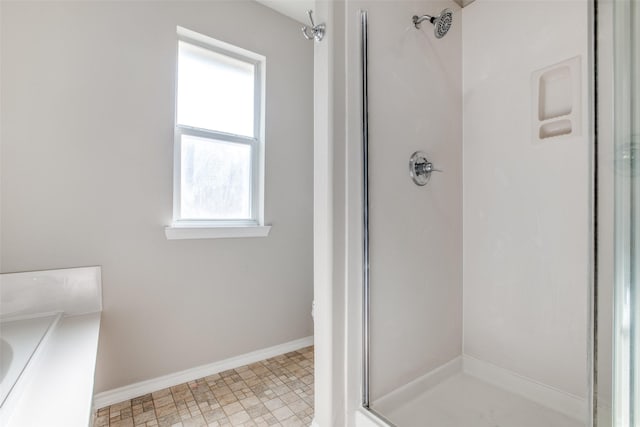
[301, 10, 325, 42]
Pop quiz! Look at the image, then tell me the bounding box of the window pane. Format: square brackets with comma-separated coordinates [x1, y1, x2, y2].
[178, 41, 255, 137]
[180, 134, 252, 220]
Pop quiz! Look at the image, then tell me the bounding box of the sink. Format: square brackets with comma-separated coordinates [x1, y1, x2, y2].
[0, 267, 102, 426]
[0, 314, 60, 408]
[0, 339, 12, 384]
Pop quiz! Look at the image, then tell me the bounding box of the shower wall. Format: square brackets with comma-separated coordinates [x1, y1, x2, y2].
[462, 0, 590, 398]
[367, 0, 463, 400]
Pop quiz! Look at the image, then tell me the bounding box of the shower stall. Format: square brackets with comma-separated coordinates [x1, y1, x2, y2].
[312, 0, 639, 425]
[360, 1, 592, 425]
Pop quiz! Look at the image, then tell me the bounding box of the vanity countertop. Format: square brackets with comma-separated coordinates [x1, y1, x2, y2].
[0, 267, 102, 427]
[2, 313, 101, 427]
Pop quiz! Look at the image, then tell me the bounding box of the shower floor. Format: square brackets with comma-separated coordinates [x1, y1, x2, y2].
[377, 373, 583, 427]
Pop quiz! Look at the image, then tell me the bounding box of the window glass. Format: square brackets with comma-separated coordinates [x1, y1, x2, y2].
[177, 41, 255, 137]
[180, 134, 252, 220]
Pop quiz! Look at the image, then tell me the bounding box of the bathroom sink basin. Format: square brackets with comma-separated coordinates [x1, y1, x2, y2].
[0, 338, 12, 384]
[0, 314, 60, 408]
[0, 267, 102, 426]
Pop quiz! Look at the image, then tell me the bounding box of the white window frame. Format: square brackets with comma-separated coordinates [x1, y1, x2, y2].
[166, 27, 269, 240]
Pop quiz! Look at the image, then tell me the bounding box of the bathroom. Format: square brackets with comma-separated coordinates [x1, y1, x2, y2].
[0, 0, 637, 426]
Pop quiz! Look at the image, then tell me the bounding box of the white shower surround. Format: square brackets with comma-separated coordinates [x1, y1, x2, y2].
[462, 0, 590, 400]
[312, 0, 593, 425]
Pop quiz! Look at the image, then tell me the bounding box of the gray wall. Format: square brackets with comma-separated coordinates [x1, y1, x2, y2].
[0, 0, 313, 393]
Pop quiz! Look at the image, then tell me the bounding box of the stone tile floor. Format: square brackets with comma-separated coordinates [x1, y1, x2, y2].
[95, 346, 314, 427]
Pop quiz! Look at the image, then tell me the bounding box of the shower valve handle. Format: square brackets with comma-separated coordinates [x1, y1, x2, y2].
[409, 151, 441, 186]
[415, 161, 442, 175]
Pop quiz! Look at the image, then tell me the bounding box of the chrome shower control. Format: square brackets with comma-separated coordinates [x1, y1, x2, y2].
[409, 151, 441, 186]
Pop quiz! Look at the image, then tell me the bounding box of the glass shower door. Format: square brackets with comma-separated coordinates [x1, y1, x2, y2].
[612, 0, 640, 425]
[362, 1, 595, 426]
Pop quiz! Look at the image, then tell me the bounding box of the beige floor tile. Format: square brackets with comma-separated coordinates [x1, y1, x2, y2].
[134, 410, 158, 425]
[110, 418, 135, 427]
[280, 416, 305, 427]
[222, 401, 244, 417]
[96, 347, 313, 427]
[240, 395, 262, 409]
[152, 388, 172, 399]
[263, 397, 285, 412]
[202, 407, 228, 423]
[271, 406, 294, 422]
[180, 415, 207, 427]
[96, 415, 110, 427]
[154, 394, 175, 408]
[216, 392, 238, 406]
[228, 410, 251, 425]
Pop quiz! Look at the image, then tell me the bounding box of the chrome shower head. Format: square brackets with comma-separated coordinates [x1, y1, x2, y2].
[412, 8, 453, 39]
[433, 9, 453, 38]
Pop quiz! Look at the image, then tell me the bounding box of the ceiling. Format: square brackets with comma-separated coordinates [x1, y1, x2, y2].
[254, 0, 314, 24]
[255, 0, 476, 26]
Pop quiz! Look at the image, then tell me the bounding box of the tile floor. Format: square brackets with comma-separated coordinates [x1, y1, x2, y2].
[95, 346, 314, 427]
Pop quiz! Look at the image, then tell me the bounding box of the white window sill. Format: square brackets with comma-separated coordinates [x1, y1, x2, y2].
[165, 225, 271, 240]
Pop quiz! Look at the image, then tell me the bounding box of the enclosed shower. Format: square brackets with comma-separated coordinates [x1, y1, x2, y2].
[330, 0, 640, 426]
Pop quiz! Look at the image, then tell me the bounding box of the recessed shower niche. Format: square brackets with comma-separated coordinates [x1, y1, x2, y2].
[532, 56, 582, 142]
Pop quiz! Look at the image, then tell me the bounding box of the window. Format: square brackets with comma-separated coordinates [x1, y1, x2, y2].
[166, 27, 269, 239]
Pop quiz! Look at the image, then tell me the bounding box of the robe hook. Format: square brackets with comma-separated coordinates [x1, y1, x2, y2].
[301, 10, 325, 42]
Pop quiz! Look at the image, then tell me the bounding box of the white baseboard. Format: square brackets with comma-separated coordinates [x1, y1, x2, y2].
[372, 356, 462, 413]
[93, 336, 313, 409]
[463, 355, 587, 422]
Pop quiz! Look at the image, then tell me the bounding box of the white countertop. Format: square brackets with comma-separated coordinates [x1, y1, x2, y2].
[0, 267, 103, 427]
[0, 314, 61, 408]
[2, 313, 101, 427]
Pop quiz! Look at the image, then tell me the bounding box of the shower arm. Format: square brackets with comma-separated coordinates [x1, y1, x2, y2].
[412, 14, 435, 29]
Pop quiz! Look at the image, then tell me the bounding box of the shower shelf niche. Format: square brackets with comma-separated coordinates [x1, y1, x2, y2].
[531, 56, 582, 142]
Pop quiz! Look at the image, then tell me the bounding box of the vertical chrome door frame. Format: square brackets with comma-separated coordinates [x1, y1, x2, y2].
[359, 10, 396, 426]
[361, 9, 371, 410]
